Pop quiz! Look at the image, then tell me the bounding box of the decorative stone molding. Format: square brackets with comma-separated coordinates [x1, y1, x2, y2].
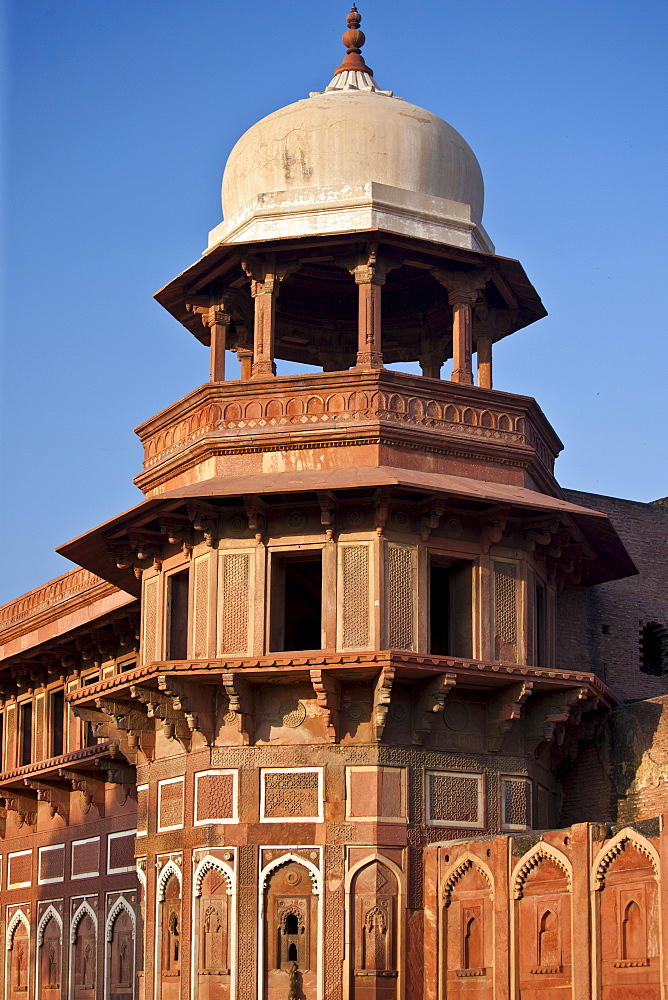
[193, 854, 234, 897]
[512, 842, 572, 900]
[70, 900, 97, 944]
[442, 854, 494, 906]
[591, 828, 660, 890]
[260, 852, 321, 896]
[156, 858, 182, 901]
[6, 908, 30, 949]
[37, 904, 63, 946]
[105, 896, 136, 943]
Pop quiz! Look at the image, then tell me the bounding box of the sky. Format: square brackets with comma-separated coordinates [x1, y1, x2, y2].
[1, 0, 667, 604]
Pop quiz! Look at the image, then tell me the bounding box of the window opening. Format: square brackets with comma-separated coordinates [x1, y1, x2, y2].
[271, 554, 323, 652]
[51, 689, 65, 757]
[429, 558, 472, 657]
[167, 570, 189, 660]
[535, 582, 546, 667]
[640, 622, 666, 676]
[538, 909, 559, 967]
[19, 701, 33, 767]
[622, 899, 645, 960]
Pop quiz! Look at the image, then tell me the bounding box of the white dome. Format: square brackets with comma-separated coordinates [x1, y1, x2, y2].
[207, 68, 493, 253]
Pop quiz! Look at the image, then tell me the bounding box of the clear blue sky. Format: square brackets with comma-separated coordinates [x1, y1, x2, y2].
[1, 0, 667, 603]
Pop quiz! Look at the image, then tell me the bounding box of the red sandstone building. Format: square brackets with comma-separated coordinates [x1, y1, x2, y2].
[1, 10, 667, 1000]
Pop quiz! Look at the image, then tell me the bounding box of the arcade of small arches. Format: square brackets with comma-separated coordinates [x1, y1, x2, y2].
[4, 896, 136, 1000]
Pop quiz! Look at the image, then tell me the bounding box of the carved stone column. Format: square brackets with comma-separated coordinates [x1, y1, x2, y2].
[243, 257, 279, 378]
[448, 282, 475, 385]
[202, 308, 231, 382]
[477, 336, 493, 389]
[351, 252, 390, 369]
[235, 347, 253, 381]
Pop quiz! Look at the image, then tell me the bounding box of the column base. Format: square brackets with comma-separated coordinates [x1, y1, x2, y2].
[450, 369, 474, 385]
[251, 360, 276, 378]
[355, 352, 384, 370]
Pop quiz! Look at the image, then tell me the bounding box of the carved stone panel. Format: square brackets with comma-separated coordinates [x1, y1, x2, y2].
[351, 860, 399, 1000]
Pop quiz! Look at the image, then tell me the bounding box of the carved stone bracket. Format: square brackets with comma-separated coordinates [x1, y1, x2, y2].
[0, 794, 36, 828]
[372, 665, 395, 741]
[243, 496, 266, 544]
[487, 681, 534, 753]
[24, 778, 70, 821]
[480, 506, 510, 554]
[419, 499, 446, 542]
[59, 768, 105, 815]
[157, 675, 217, 746]
[221, 672, 254, 744]
[159, 516, 194, 559]
[411, 672, 457, 744]
[310, 670, 340, 743]
[524, 687, 590, 757]
[317, 491, 337, 542]
[185, 501, 219, 548]
[130, 684, 194, 751]
[373, 488, 392, 537]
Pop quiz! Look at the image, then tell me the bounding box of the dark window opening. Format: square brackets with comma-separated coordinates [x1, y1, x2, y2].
[285, 914, 299, 935]
[535, 582, 546, 667]
[167, 570, 189, 660]
[51, 689, 65, 757]
[271, 555, 322, 652]
[429, 558, 472, 658]
[287, 943, 297, 962]
[641, 622, 666, 676]
[19, 701, 33, 767]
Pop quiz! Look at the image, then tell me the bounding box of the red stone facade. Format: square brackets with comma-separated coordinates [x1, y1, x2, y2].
[1, 20, 667, 1000]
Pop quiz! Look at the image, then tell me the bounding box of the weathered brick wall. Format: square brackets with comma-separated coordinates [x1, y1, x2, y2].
[557, 491, 668, 703]
[609, 694, 668, 823]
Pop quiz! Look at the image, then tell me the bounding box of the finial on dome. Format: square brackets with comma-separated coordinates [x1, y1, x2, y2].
[334, 5, 374, 76]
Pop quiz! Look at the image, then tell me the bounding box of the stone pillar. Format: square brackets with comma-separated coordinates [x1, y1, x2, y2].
[236, 347, 253, 382]
[352, 257, 388, 369]
[204, 308, 231, 383]
[249, 271, 278, 378]
[420, 358, 442, 379]
[448, 286, 475, 385]
[477, 335, 493, 389]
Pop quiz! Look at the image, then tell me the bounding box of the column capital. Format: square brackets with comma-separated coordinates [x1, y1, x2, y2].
[431, 268, 489, 305]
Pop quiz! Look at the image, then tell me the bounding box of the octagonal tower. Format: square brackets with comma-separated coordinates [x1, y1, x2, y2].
[54, 9, 637, 1000]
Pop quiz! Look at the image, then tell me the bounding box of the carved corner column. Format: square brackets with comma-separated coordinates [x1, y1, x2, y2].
[351, 251, 390, 370]
[205, 308, 231, 382]
[235, 347, 253, 381]
[477, 335, 493, 389]
[448, 283, 475, 385]
[244, 257, 279, 379]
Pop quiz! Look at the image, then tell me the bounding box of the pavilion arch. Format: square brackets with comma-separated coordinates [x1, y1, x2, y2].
[157, 858, 182, 901]
[442, 851, 494, 906]
[37, 905, 63, 947]
[193, 854, 235, 897]
[70, 900, 97, 944]
[258, 851, 323, 1000]
[260, 851, 322, 895]
[6, 909, 31, 1000]
[105, 896, 136, 1000]
[105, 896, 136, 943]
[344, 851, 406, 895]
[344, 853, 406, 1000]
[6, 909, 30, 950]
[591, 827, 660, 891]
[512, 841, 572, 900]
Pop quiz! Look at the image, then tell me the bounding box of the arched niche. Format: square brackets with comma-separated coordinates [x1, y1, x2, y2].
[71, 905, 97, 1000]
[441, 856, 493, 998]
[106, 898, 135, 1000]
[262, 858, 319, 1000]
[7, 911, 30, 1000]
[38, 908, 63, 1000]
[593, 832, 660, 992]
[159, 873, 181, 1000]
[351, 859, 399, 1000]
[195, 861, 233, 1000]
[513, 846, 572, 992]
[275, 261, 358, 372]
